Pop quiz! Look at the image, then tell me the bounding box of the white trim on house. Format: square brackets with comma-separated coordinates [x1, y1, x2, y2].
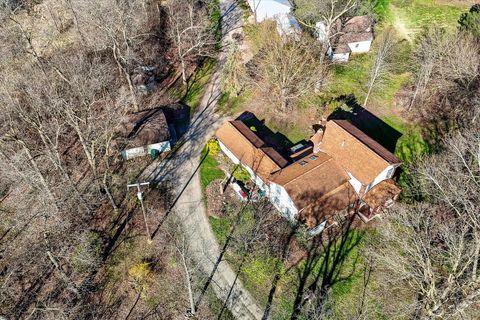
[218, 140, 240, 165]
[122, 141, 171, 160]
[268, 182, 298, 220]
[347, 172, 363, 194]
[368, 164, 397, 193]
[218, 140, 269, 192]
[347, 40, 372, 54]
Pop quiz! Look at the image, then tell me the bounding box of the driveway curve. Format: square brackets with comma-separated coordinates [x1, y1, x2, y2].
[144, 1, 264, 319]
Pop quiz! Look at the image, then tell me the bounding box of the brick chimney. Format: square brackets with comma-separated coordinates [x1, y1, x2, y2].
[311, 117, 327, 153]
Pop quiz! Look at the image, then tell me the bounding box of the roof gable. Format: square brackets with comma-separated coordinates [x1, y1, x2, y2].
[215, 121, 289, 180]
[320, 120, 400, 185]
[271, 152, 350, 210]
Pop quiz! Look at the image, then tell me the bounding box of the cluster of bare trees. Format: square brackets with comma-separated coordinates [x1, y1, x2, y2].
[410, 29, 480, 129]
[370, 122, 480, 319]
[242, 23, 329, 114]
[0, 0, 218, 318]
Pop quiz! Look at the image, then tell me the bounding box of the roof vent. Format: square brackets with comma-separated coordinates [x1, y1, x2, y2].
[299, 160, 308, 166]
[309, 155, 318, 161]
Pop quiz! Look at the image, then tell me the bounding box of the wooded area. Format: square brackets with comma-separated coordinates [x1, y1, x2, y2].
[0, 0, 479, 319]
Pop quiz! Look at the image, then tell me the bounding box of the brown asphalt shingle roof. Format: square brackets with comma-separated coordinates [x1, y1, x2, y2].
[119, 109, 170, 148]
[363, 179, 401, 209]
[215, 121, 289, 180]
[298, 182, 357, 228]
[271, 152, 351, 211]
[331, 15, 374, 53]
[320, 120, 400, 185]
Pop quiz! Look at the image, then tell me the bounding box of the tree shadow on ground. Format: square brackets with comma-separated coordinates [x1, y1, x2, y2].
[329, 95, 402, 153]
[237, 111, 303, 158]
[289, 214, 363, 319]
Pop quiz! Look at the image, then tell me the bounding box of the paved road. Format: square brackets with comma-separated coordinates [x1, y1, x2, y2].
[143, 1, 264, 319]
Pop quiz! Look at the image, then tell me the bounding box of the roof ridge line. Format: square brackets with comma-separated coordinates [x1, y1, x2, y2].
[229, 121, 263, 150]
[316, 182, 350, 202]
[332, 120, 398, 164]
[282, 157, 334, 186]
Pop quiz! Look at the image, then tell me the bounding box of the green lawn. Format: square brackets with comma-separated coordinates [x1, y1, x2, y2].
[209, 215, 231, 246]
[199, 145, 224, 191]
[389, 0, 469, 42]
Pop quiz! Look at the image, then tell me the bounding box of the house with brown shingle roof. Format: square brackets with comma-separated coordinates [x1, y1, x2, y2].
[215, 111, 401, 232]
[316, 15, 374, 62]
[216, 119, 289, 190]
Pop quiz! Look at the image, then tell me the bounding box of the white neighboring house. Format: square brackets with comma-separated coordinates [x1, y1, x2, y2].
[316, 16, 374, 62]
[120, 109, 172, 160]
[246, 0, 300, 35]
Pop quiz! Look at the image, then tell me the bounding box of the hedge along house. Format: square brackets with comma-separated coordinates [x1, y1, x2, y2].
[215, 111, 402, 232]
[120, 108, 172, 160]
[317, 16, 374, 62]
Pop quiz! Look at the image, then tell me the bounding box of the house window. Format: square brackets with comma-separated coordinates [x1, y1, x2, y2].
[387, 167, 395, 178]
[309, 155, 318, 161]
[299, 160, 308, 166]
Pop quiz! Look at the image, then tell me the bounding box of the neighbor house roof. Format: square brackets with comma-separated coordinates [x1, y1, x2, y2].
[247, 0, 291, 22]
[270, 151, 352, 212]
[215, 120, 289, 180]
[340, 15, 374, 33]
[331, 15, 374, 53]
[320, 120, 400, 185]
[119, 108, 170, 149]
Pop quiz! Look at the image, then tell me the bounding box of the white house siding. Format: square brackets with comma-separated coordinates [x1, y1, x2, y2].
[367, 165, 396, 193]
[123, 141, 171, 160]
[218, 140, 268, 192]
[123, 146, 146, 160]
[218, 140, 240, 165]
[247, 0, 291, 22]
[242, 164, 269, 192]
[268, 182, 298, 220]
[347, 172, 363, 194]
[347, 40, 372, 54]
[147, 141, 171, 154]
[328, 47, 350, 62]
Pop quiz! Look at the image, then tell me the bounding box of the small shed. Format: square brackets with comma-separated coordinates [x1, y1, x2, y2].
[120, 109, 172, 160]
[317, 16, 374, 62]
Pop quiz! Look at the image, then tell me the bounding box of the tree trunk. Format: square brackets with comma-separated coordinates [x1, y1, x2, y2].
[112, 44, 139, 112]
[20, 142, 58, 211]
[179, 250, 195, 315]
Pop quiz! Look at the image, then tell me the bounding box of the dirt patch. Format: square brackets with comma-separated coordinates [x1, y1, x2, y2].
[205, 179, 240, 217]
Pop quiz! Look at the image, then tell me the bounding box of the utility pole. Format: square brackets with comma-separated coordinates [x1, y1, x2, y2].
[127, 182, 152, 242]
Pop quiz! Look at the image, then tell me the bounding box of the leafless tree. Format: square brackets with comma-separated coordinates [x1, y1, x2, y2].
[222, 43, 247, 97]
[372, 126, 480, 319]
[52, 52, 128, 210]
[410, 29, 480, 129]
[165, 0, 216, 85]
[250, 31, 328, 112]
[294, 0, 357, 60]
[68, 0, 156, 112]
[363, 27, 396, 107]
